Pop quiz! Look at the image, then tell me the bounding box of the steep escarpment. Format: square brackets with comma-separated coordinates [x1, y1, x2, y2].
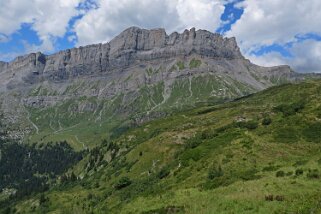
[0, 27, 243, 83]
[0, 27, 306, 146]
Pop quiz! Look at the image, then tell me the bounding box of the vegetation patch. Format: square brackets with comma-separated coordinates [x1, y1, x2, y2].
[302, 122, 321, 143]
[176, 61, 185, 70]
[273, 100, 305, 116]
[189, 58, 202, 69]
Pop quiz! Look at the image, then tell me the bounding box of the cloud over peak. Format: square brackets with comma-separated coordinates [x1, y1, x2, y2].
[73, 0, 225, 45]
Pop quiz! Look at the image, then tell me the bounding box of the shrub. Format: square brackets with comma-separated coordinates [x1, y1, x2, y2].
[307, 169, 320, 179]
[265, 195, 284, 202]
[236, 120, 259, 130]
[286, 171, 293, 176]
[240, 139, 253, 150]
[180, 148, 203, 165]
[158, 166, 170, 179]
[208, 165, 224, 180]
[262, 117, 272, 126]
[265, 195, 274, 201]
[39, 194, 48, 205]
[295, 169, 304, 176]
[185, 134, 202, 149]
[275, 195, 285, 201]
[276, 170, 285, 177]
[239, 169, 260, 181]
[142, 206, 185, 214]
[262, 165, 280, 172]
[293, 160, 308, 167]
[201, 129, 218, 140]
[273, 101, 305, 116]
[114, 177, 132, 190]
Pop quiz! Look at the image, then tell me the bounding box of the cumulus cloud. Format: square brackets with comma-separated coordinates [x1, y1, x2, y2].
[227, 0, 321, 51]
[247, 40, 321, 73]
[227, 0, 321, 72]
[0, 0, 82, 52]
[246, 52, 287, 68]
[289, 40, 321, 73]
[73, 0, 225, 45]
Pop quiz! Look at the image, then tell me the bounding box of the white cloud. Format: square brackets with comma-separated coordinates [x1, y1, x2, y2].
[247, 40, 321, 73]
[0, 34, 9, 43]
[0, 0, 82, 52]
[289, 40, 321, 73]
[227, 0, 321, 51]
[73, 0, 225, 45]
[227, 0, 321, 73]
[246, 52, 287, 68]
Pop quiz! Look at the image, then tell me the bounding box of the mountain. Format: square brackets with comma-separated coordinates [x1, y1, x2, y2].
[3, 78, 321, 214]
[0, 27, 306, 148]
[1, 26, 321, 213]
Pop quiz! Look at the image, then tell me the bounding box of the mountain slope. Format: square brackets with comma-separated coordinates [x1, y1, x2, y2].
[0, 27, 306, 148]
[4, 79, 321, 213]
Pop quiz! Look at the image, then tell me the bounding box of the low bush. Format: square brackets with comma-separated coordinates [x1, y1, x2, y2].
[275, 195, 285, 201]
[142, 206, 185, 214]
[307, 169, 320, 179]
[236, 120, 259, 130]
[295, 168, 304, 176]
[265, 195, 274, 201]
[158, 166, 170, 179]
[265, 195, 284, 202]
[239, 169, 260, 181]
[273, 101, 305, 116]
[185, 134, 202, 149]
[201, 129, 218, 140]
[276, 170, 285, 177]
[208, 165, 224, 180]
[114, 177, 132, 190]
[262, 117, 272, 126]
[286, 171, 293, 176]
[293, 160, 308, 167]
[262, 165, 280, 172]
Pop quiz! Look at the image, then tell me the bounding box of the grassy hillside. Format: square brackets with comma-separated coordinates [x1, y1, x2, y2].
[3, 79, 321, 213]
[24, 72, 256, 150]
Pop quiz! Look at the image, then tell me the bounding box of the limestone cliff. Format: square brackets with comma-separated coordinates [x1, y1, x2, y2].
[0, 27, 309, 144]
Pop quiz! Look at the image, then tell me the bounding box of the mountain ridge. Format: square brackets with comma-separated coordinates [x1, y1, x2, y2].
[0, 26, 312, 146]
[0, 27, 294, 87]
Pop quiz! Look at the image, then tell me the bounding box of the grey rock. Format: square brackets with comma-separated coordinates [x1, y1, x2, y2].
[0, 26, 317, 142]
[0, 27, 246, 85]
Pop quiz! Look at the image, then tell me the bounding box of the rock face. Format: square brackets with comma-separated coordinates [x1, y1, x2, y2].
[0, 27, 310, 143]
[0, 27, 244, 84]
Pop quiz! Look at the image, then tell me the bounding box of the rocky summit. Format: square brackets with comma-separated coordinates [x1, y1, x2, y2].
[0, 27, 306, 145]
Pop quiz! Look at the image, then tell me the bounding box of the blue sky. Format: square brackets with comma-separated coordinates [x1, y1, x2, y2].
[1, 0, 321, 73]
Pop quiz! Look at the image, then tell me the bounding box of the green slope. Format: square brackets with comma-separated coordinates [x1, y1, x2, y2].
[24, 73, 257, 150]
[4, 79, 321, 213]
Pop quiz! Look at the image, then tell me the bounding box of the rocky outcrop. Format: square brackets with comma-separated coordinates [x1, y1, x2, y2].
[0, 27, 246, 84]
